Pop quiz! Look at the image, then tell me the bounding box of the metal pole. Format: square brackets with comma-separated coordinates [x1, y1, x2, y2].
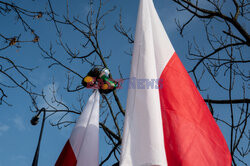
[31, 108, 46, 166]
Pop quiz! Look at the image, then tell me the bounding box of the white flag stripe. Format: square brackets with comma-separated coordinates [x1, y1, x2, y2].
[120, 0, 173, 165]
[70, 90, 100, 166]
[147, 0, 174, 76]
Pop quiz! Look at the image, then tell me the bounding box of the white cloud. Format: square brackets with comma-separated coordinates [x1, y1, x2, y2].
[13, 116, 25, 131]
[0, 123, 10, 136]
[39, 83, 73, 125]
[39, 83, 62, 109]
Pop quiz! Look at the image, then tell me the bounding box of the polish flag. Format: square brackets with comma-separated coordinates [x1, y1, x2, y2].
[55, 90, 100, 166]
[120, 0, 231, 166]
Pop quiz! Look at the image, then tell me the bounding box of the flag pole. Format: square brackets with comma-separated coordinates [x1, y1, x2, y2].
[31, 108, 46, 166]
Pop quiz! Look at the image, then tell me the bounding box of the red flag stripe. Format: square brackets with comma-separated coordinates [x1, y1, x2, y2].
[55, 140, 77, 166]
[159, 52, 232, 166]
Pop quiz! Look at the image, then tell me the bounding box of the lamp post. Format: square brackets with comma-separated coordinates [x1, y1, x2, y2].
[30, 108, 46, 166]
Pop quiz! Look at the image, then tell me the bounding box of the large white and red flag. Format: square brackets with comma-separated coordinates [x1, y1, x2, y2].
[120, 0, 231, 166]
[55, 90, 100, 166]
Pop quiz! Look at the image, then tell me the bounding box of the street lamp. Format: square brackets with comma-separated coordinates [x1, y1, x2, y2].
[30, 108, 46, 166]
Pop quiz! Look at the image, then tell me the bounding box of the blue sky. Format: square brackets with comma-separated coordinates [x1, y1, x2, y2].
[0, 0, 249, 165]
